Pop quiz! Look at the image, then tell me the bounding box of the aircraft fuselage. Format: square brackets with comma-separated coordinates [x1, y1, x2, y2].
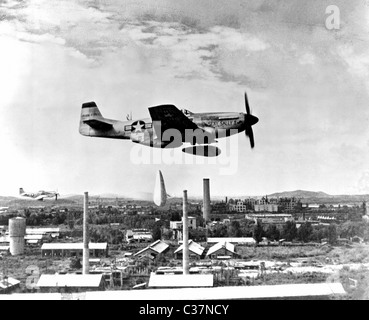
[80, 112, 245, 140]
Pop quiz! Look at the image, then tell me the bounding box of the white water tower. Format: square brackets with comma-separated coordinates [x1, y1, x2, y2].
[9, 217, 26, 255]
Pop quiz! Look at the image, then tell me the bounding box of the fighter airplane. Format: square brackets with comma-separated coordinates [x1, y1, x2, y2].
[79, 92, 258, 157]
[19, 188, 59, 201]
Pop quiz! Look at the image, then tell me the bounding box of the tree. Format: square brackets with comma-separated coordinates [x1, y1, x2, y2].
[297, 222, 313, 242]
[228, 221, 242, 237]
[170, 211, 181, 221]
[70, 257, 82, 269]
[328, 224, 337, 245]
[266, 225, 280, 241]
[152, 223, 162, 241]
[210, 224, 228, 237]
[253, 220, 264, 243]
[282, 221, 297, 241]
[162, 229, 173, 240]
[240, 220, 255, 237]
[189, 229, 206, 242]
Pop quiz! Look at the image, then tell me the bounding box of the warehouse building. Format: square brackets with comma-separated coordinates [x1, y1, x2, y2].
[206, 242, 239, 259]
[41, 243, 108, 258]
[126, 229, 152, 243]
[133, 240, 169, 259]
[174, 240, 205, 260]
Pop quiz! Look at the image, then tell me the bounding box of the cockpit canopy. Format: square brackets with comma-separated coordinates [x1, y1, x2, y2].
[181, 109, 193, 116]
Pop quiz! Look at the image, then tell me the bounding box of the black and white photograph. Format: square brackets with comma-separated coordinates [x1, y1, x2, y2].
[0, 0, 368, 305]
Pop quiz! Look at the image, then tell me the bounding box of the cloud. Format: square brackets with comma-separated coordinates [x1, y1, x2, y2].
[1, 0, 369, 196]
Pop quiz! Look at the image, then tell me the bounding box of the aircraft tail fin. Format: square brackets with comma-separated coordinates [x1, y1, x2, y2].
[19, 188, 24, 195]
[79, 102, 113, 134]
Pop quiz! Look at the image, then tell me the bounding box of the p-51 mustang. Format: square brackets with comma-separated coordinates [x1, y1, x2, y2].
[19, 188, 59, 201]
[79, 93, 258, 157]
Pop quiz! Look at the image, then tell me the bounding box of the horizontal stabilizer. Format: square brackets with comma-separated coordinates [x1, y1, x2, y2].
[83, 119, 113, 131]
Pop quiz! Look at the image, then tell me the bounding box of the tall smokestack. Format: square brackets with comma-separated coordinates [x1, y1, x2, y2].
[83, 192, 89, 275]
[182, 190, 189, 275]
[203, 179, 211, 222]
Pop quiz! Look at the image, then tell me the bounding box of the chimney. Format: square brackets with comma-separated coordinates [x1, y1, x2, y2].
[182, 190, 189, 275]
[203, 179, 211, 222]
[83, 192, 89, 275]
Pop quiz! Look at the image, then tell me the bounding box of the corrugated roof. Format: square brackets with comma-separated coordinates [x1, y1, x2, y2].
[41, 243, 108, 250]
[134, 240, 169, 256]
[207, 237, 256, 244]
[174, 240, 205, 256]
[206, 242, 236, 256]
[37, 274, 103, 288]
[149, 274, 213, 288]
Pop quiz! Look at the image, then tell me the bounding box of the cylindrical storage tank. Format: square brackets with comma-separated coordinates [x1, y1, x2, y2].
[9, 217, 26, 255]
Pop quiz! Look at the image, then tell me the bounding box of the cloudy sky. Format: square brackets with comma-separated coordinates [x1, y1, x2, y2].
[1, 0, 369, 198]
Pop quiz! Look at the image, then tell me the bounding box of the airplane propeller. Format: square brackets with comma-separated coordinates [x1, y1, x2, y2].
[243, 92, 259, 149]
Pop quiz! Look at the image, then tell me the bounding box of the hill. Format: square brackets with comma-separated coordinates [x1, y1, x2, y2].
[267, 190, 331, 199]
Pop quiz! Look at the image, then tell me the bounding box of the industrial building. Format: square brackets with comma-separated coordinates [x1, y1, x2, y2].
[245, 214, 293, 228]
[170, 216, 197, 240]
[254, 204, 279, 212]
[37, 274, 105, 293]
[41, 243, 108, 258]
[26, 227, 60, 239]
[174, 240, 205, 260]
[206, 242, 239, 259]
[133, 240, 169, 259]
[125, 229, 152, 243]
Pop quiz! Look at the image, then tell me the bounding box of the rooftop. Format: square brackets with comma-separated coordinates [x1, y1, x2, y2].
[207, 242, 237, 256]
[0, 276, 20, 290]
[134, 240, 169, 256]
[41, 243, 108, 250]
[207, 237, 256, 244]
[148, 274, 214, 288]
[174, 240, 205, 256]
[37, 274, 103, 288]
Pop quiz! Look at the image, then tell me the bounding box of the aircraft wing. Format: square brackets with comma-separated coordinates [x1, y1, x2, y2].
[148, 105, 200, 139]
[35, 195, 46, 201]
[83, 118, 113, 131]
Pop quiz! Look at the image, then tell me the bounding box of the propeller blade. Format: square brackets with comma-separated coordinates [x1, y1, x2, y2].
[245, 126, 255, 149]
[245, 92, 251, 115]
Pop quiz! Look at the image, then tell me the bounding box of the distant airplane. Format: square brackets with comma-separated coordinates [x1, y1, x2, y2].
[19, 188, 59, 201]
[79, 92, 258, 157]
